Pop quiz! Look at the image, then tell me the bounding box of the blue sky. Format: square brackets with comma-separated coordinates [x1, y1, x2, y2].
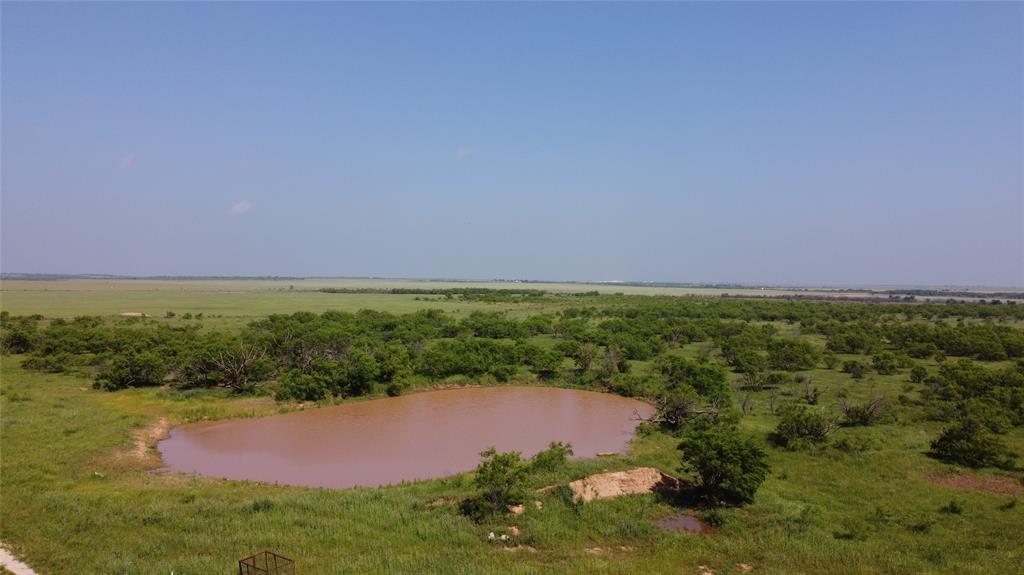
[2, 2, 1021, 286]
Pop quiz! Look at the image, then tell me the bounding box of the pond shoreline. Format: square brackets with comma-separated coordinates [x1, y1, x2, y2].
[157, 385, 655, 490]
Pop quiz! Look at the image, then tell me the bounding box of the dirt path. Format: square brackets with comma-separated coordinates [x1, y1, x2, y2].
[0, 545, 40, 575]
[134, 417, 170, 459]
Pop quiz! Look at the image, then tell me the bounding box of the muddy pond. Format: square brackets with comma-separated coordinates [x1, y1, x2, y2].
[159, 386, 655, 489]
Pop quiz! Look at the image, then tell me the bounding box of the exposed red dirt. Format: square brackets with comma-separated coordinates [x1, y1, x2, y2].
[925, 472, 1023, 497]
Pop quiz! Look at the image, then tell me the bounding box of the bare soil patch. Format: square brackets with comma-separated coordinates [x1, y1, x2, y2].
[925, 472, 1023, 497]
[566, 467, 680, 503]
[0, 545, 39, 575]
[133, 417, 170, 461]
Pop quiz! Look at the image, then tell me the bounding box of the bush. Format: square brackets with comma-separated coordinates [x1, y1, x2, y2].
[930, 417, 1016, 469]
[842, 360, 866, 379]
[699, 508, 727, 528]
[764, 372, 791, 387]
[94, 352, 168, 391]
[910, 365, 928, 383]
[0, 321, 38, 353]
[767, 339, 819, 371]
[461, 447, 528, 521]
[656, 355, 729, 399]
[840, 398, 887, 426]
[655, 385, 702, 432]
[773, 406, 835, 448]
[274, 370, 330, 401]
[872, 352, 899, 375]
[609, 373, 664, 398]
[529, 441, 573, 472]
[678, 426, 769, 504]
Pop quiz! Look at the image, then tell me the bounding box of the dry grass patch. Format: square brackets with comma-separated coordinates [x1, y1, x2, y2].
[925, 472, 1023, 497]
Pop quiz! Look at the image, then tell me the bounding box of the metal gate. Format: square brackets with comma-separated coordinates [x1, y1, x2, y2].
[238, 551, 295, 575]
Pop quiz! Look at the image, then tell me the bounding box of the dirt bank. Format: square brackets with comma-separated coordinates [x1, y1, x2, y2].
[0, 544, 40, 575]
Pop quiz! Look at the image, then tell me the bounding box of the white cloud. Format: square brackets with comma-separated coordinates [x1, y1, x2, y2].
[454, 147, 476, 158]
[119, 154, 136, 169]
[229, 200, 253, 215]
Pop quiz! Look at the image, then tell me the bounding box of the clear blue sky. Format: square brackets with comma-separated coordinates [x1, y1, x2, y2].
[2, 2, 1021, 286]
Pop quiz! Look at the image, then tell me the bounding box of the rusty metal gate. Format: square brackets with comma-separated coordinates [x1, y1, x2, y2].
[238, 551, 295, 575]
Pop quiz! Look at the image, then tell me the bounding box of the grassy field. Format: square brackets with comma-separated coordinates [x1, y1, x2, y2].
[1, 281, 1023, 574]
[2, 278, 967, 320]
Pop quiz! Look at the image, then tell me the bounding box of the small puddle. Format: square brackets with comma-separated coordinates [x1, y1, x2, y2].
[656, 512, 714, 534]
[159, 386, 654, 489]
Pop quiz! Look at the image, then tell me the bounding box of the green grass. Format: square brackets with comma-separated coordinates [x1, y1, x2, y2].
[0, 280, 543, 325]
[6, 278, 977, 321]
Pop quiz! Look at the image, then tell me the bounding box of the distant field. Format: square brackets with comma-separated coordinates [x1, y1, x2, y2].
[6, 278, 1014, 320]
[0, 280, 527, 321]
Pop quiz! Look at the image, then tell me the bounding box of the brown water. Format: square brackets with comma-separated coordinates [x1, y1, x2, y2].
[656, 512, 714, 534]
[159, 386, 654, 489]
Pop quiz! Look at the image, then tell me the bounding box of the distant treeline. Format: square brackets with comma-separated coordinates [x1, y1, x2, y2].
[880, 289, 1024, 300]
[0, 273, 304, 281]
[318, 287, 602, 301]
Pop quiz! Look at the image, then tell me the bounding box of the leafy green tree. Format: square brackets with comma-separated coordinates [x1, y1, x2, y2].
[94, 351, 168, 391]
[656, 385, 702, 432]
[0, 320, 38, 353]
[573, 342, 598, 372]
[374, 342, 411, 383]
[930, 417, 1016, 469]
[274, 369, 330, 401]
[768, 339, 820, 371]
[773, 406, 836, 449]
[529, 441, 573, 472]
[600, 344, 625, 378]
[910, 365, 928, 383]
[461, 447, 528, 519]
[656, 355, 728, 400]
[345, 348, 380, 395]
[842, 360, 866, 379]
[528, 348, 564, 379]
[731, 349, 768, 389]
[871, 352, 899, 375]
[678, 426, 769, 504]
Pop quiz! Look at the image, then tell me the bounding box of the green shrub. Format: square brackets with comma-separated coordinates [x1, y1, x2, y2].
[910, 365, 928, 383]
[840, 398, 887, 426]
[773, 406, 835, 448]
[699, 508, 727, 528]
[461, 447, 528, 521]
[529, 441, 573, 472]
[842, 360, 866, 379]
[94, 352, 168, 391]
[872, 352, 899, 375]
[274, 370, 329, 401]
[678, 426, 768, 504]
[0, 321, 39, 353]
[930, 417, 1016, 469]
[609, 373, 664, 398]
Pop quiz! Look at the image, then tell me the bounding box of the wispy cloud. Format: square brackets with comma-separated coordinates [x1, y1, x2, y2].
[454, 147, 476, 158]
[119, 154, 136, 169]
[229, 200, 253, 215]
